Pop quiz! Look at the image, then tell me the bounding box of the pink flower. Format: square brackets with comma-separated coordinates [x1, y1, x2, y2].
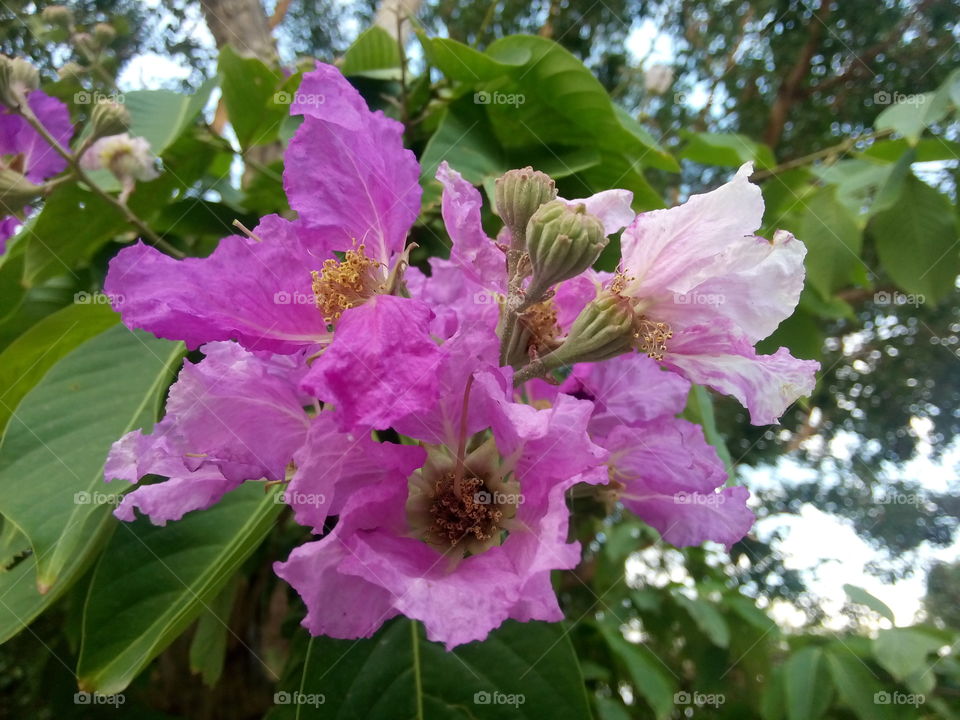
[601, 163, 819, 425]
[0, 90, 72, 250]
[276, 344, 608, 649]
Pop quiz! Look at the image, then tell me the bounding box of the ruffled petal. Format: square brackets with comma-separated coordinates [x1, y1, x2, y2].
[301, 295, 443, 430]
[0, 91, 72, 182]
[560, 354, 691, 436]
[559, 188, 634, 235]
[436, 161, 505, 289]
[620, 163, 763, 296]
[663, 322, 819, 425]
[652, 229, 807, 343]
[286, 413, 426, 531]
[104, 215, 332, 353]
[284, 62, 421, 264]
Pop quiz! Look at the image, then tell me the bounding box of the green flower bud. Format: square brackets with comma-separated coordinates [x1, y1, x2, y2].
[57, 61, 86, 81]
[90, 100, 130, 139]
[524, 200, 607, 302]
[92, 23, 116, 45]
[0, 168, 44, 214]
[547, 291, 634, 366]
[0, 56, 40, 109]
[494, 166, 556, 248]
[41, 5, 73, 28]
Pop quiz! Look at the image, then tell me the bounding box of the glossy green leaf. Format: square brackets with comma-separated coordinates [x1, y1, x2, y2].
[219, 46, 288, 149]
[189, 575, 239, 686]
[268, 618, 592, 719]
[341, 26, 402, 78]
[784, 646, 832, 720]
[0, 325, 182, 593]
[872, 627, 945, 681]
[0, 301, 118, 437]
[870, 175, 960, 302]
[824, 648, 897, 720]
[798, 187, 864, 299]
[680, 131, 776, 169]
[121, 82, 215, 156]
[78, 483, 284, 694]
[874, 91, 951, 144]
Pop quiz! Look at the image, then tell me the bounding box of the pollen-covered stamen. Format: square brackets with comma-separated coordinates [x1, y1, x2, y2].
[518, 297, 561, 358]
[310, 244, 386, 324]
[428, 472, 504, 549]
[633, 317, 672, 360]
[609, 271, 672, 360]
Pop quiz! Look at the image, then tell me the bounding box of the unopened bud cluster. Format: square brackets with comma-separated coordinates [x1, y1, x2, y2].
[525, 200, 607, 301]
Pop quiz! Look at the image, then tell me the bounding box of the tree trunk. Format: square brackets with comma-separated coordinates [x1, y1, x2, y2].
[199, 0, 277, 61]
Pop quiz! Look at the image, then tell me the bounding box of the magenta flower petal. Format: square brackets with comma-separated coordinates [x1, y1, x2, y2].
[663, 322, 819, 425]
[619, 484, 754, 549]
[436, 161, 504, 288]
[114, 472, 239, 526]
[561, 354, 691, 436]
[301, 295, 443, 430]
[286, 413, 426, 531]
[104, 215, 332, 352]
[284, 62, 421, 263]
[106, 342, 311, 525]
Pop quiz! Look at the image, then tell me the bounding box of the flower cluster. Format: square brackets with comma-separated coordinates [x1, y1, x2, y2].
[103, 63, 818, 649]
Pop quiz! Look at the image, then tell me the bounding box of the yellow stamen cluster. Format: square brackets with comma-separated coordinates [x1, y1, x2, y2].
[310, 244, 384, 324]
[519, 298, 561, 358]
[633, 317, 672, 360]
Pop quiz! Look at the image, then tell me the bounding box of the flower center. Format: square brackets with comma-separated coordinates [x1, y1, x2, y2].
[519, 298, 561, 358]
[427, 472, 505, 549]
[310, 244, 385, 324]
[610, 272, 673, 360]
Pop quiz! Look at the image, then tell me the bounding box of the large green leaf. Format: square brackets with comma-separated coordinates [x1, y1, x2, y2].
[77, 483, 283, 694]
[675, 594, 730, 648]
[680, 131, 776, 169]
[340, 26, 402, 78]
[0, 301, 118, 437]
[872, 627, 945, 681]
[0, 325, 182, 593]
[784, 646, 833, 720]
[268, 618, 593, 719]
[870, 175, 960, 302]
[798, 187, 864, 299]
[875, 89, 952, 144]
[121, 82, 215, 156]
[219, 46, 288, 149]
[824, 647, 897, 720]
